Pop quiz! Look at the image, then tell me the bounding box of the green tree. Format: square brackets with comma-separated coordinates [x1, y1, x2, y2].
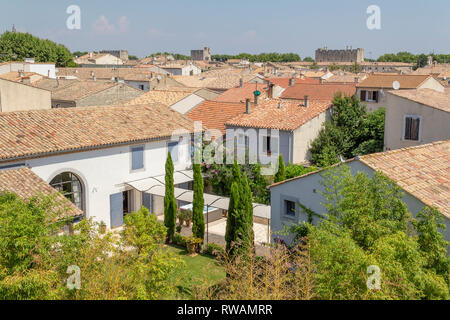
[192, 164, 205, 242]
[0, 31, 75, 67]
[164, 153, 177, 243]
[225, 182, 241, 254]
[239, 172, 254, 253]
[0, 192, 180, 300]
[309, 95, 385, 167]
[292, 165, 450, 300]
[274, 154, 286, 183]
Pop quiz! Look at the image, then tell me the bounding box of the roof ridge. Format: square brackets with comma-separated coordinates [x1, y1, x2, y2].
[360, 140, 450, 160]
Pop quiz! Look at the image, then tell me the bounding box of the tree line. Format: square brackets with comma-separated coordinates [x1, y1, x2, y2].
[0, 31, 76, 67]
[377, 51, 450, 69]
[212, 52, 301, 62]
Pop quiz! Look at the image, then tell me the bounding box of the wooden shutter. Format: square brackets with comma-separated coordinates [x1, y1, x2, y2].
[143, 193, 153, 213]
[411, 118, 420, 140]
[404, 117, 412, 140]
[110, 193, 124, 228]
[360, 90, 366, 101]
[131, 146, 144, 170]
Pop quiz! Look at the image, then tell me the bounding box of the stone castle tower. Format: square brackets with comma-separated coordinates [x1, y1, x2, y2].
[315, 46, 364, 63]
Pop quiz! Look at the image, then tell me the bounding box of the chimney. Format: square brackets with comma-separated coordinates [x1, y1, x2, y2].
[304, 95, 310, 107]
[239, 78, 243, 88]
[289, 78, 296, 87]
[89, 52, 93, 58]
[268, 82, 274, 99]
[278, 101, 282, 109]
[245, 99, 251, 114]
[354, 77, 359, 83]
[254, 92, 259, 105]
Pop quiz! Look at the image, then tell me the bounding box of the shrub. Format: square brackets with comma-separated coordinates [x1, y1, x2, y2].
[173, 233, 186, 247]
[204, 243, 224, 257]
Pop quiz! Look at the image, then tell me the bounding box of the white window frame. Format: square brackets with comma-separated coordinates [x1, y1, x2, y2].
[402, 114, 422, 142]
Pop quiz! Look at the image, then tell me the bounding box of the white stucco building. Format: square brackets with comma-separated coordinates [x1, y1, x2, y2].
[0, 60, 56, 79]
[0, 103, 196, 229]
[384, 89, 450, 151]
[269, 141, 450, 246]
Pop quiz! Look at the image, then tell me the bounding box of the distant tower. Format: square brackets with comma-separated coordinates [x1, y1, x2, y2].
[12, 24, 16, 33]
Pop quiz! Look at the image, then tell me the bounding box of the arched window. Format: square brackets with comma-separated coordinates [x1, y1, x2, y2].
[50, 172, 84, 211]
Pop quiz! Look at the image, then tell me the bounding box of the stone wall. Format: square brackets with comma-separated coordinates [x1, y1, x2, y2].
[315, 47, 364, 63]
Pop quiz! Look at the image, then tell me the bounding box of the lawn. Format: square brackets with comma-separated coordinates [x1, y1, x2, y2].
[165, 245, 226, 299]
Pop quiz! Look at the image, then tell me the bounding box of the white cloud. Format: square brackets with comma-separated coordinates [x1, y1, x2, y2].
[93, 15, 130, 35]
[118, 16, 130, 33]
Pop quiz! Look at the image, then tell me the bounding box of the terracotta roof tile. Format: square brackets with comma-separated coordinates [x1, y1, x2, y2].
[281, 83, 356, 101]
[0, 167, 83, 217]
[266, 77, 319, 88]
[360, 140, 450, 218]
[388, 88, 450, 113]
[225, 99, 332, 131]
[214, 83, 269, 103]
[186, 100, 246, 134]
[125, 89, 193, 106]
[0, 104, 196, 162]
[357, 74, 432, 89]
[51, 80, 119, 101]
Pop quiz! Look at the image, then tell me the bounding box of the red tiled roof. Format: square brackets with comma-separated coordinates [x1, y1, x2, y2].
[360, 140, 450, 218]
[186, 100, 246, 134]
[266, 77, 319, 88]
[0, 167, 83, 218]
[268, 140, 450, 219]
[214, 83, 268, 103]
[0, 104, 196, 162]
[357, 74, 432, 89]
[281, 83, 356, 101]
[225, 99, 332, 131]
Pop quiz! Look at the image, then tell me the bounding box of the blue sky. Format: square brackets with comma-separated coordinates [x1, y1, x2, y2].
[1, 0, 449, 59]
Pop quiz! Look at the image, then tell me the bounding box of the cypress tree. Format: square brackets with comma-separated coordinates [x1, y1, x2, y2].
[231, 159, 241, 183]
[274, 154, 286, 183]
[164, 152, 177, 243]
[225, 182, 240, 254]
[192, 164, 205, 242]
[241, 172, 254, 249]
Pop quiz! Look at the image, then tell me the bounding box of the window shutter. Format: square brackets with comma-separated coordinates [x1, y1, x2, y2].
[272, 136, 279, 154]
[131, 146, 144, 170]
[404, 117, 412, 140]
[143, 193, 153, 213]
[360, 90, 366, 101]
[412, 118, 420, 140]
[262, 136, 268, 153]
[110, 193, 124, 228]
[168, 142, 179, 162]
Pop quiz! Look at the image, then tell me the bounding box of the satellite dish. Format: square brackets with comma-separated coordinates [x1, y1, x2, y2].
[392, 81, 401, 90]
